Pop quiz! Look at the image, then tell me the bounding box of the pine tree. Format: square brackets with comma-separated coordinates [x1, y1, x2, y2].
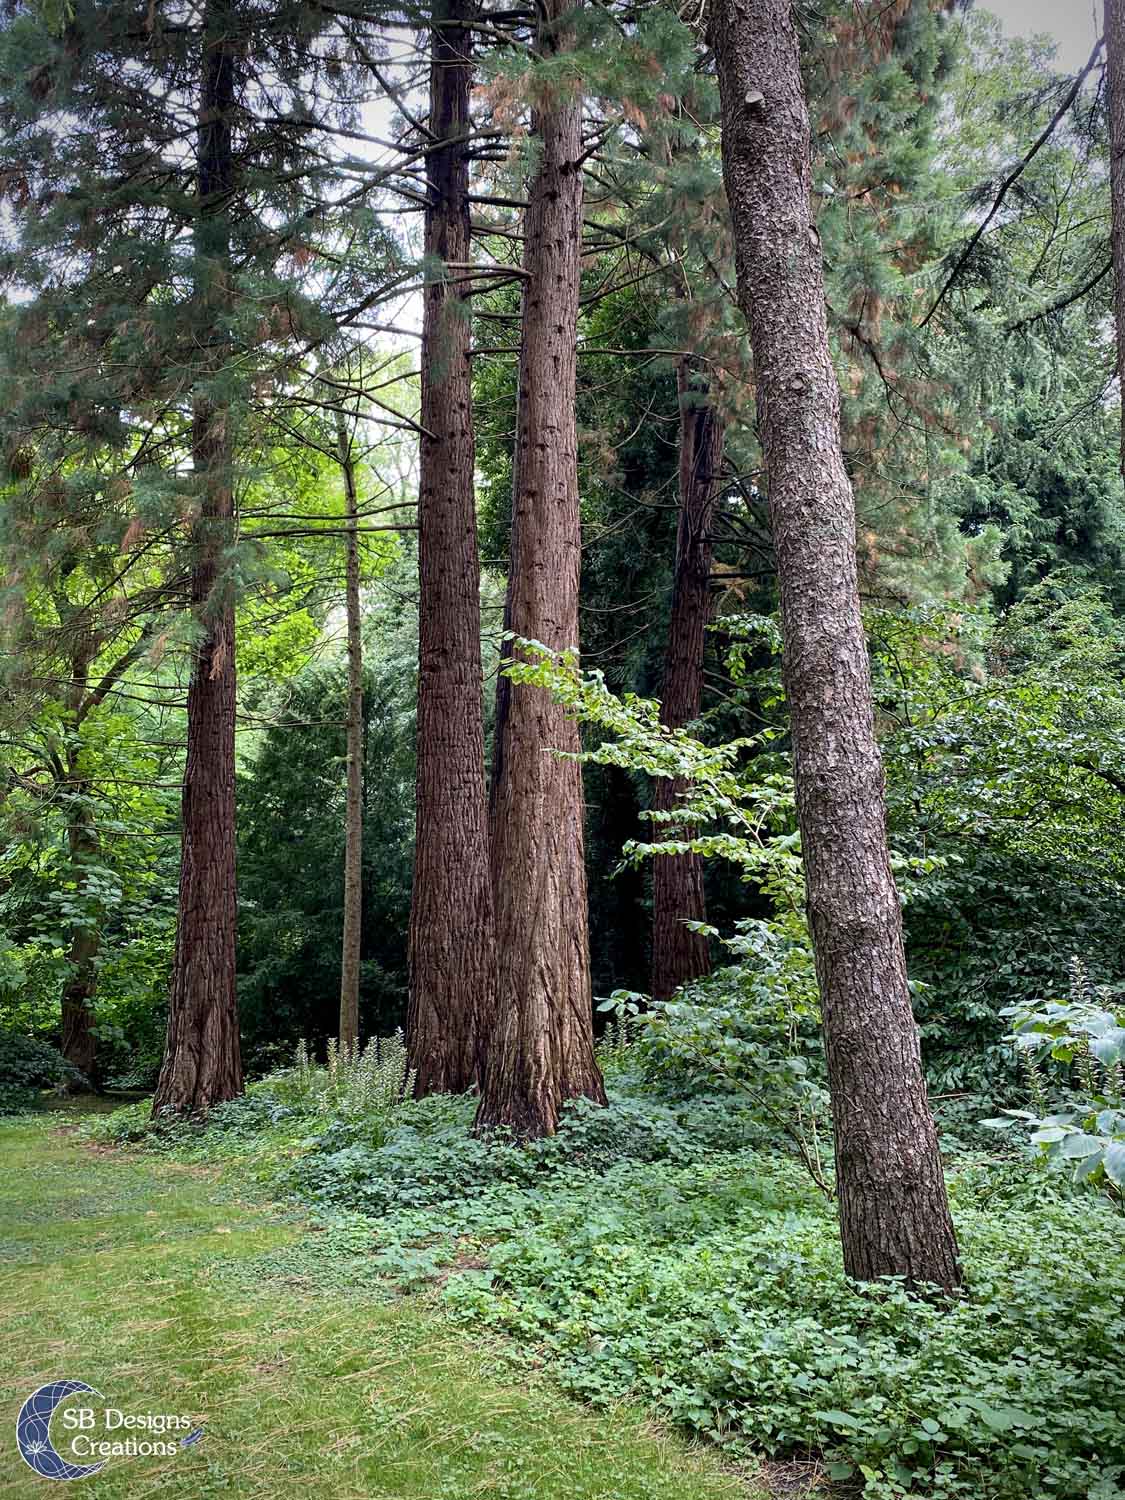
[1106, 0, 1125, 480]
[710, 0, 961, 1291]
[0, 0, 387, 1110]
[153, 0, 242, 1116]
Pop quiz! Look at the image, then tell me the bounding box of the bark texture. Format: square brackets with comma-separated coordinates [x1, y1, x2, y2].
[60, 749, 99, 1085]
[59, 640, 99, 1084]
[710, 0, 960, 1291]
[407, 0, 497, 1096]
[476, 0, 606, 1136]
[651, 363, 722, 1001]
[337, 417, 363, 1055]
[1108, 0, 1125, 479]
[153, 2, 242, 1116]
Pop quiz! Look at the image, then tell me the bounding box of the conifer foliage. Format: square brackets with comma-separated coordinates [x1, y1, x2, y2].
[3, 0, 1119, 1310]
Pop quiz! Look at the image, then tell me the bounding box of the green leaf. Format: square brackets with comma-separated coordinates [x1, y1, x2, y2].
[815, 1409, 864, 1430]
[1060, 1133, 1103, 1161]
[1103, 1141, 1125, 1187]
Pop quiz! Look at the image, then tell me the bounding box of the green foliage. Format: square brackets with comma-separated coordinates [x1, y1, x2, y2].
[100, 1052, 1125, 1500]
[430, 1156, 1125, 1500]
[236, 598, 416, 1059]
[268, 1033, 415, 1122]
[629, 947, 831, 1195]
[876, 593, 1125, 1094]
[985, 958, 1125, 1206]
[0, 1030, 86, 1111]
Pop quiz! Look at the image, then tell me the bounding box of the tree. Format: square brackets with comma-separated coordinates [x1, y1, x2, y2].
[407, 0, 497, 1097]
[476, 0, 606, 1136]
[336, 414, 363, 1055]
[709, 0, 961, 1290]
[153, 0, 242, 1115]
[1108, 0, 1125, 480]
[651, 361, 722, 1001]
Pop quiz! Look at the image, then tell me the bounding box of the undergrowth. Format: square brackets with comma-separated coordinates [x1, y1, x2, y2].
[84, 1050, 1125, 1500]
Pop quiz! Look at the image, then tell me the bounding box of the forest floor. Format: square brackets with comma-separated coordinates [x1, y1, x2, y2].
[0, 1108, 769, 1499]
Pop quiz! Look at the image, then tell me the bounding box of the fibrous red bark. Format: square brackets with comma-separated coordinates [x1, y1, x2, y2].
[407, 0, 497, 1095]
[153, 1, 242, 1117]
[476, 0, 606, 1136]
[651, 362, 722, 1001]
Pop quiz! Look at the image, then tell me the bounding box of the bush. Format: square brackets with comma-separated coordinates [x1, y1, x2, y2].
[283, 1086, 760, 1218]
[0, 1031, 88, 1112]
[87, 1040, 1125, 1498]
[422, 1156, 1125, 1500]
[984, 957, 1125, 1204]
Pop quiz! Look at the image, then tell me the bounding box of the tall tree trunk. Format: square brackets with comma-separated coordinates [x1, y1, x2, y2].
[710, 0, 960, 1291]
[60, 746, 99, 1086]
[58, 640, 99, 1084]
[337, 416, 363, 1055]
[407, 0, 497, 1096]
[651, 362, 722, 1001]
[1108, 0, 1125, 479]
[153, 0, 242, 1116]
[475, 0, 606, 1137]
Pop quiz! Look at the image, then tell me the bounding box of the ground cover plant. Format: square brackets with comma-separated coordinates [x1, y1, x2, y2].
[3, 1, 1125, 1497]
[82, 1025, 1125, 1500]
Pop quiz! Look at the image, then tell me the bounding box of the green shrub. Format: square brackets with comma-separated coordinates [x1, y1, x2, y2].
[984, 957, 1125, 1204]
[0, 1031, 87, 1112]
[420, 1156, 1125, 1500]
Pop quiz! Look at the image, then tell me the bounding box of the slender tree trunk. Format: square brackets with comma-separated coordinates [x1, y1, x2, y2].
[710, 0, 960, 1291]
[57, 641, 99, 1085]
[337, 416, 363, 1055]
[476, 0, 606, 1137]
[60, 747, 99, 1086]
[153, 1, 242, 1116]
[407, 0, 497, 1096]
[1107, 0, 1125, 479]
[651, 362, 722, 1001]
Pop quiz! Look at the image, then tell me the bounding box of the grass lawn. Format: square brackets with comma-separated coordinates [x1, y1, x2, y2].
[0, 1110, 767, 1499]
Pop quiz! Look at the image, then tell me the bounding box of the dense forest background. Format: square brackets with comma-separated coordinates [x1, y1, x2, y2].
[2, 2, 1125, 1494]
[2, 2, 1120, 1096]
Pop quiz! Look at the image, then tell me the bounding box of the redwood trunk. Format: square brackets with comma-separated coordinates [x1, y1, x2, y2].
[651, 363, 722, 1001]
[475, 0, 605, 1136]
[710, 0, 960, 1291]
[153, 2, 242, 1116]
[407, 0, 497, 1095]
[337, 417, 363, 1055]
[1108, 0, 1125, 478]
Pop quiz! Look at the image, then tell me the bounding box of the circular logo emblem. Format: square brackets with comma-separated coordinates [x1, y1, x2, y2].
[16, 1381, 108, 1482]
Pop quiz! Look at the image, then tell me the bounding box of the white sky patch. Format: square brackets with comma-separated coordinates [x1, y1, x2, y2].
[980, 0, 1102, 73]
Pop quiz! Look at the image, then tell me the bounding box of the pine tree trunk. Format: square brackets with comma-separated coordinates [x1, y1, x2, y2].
[651, 362, 722, 1001]
[338, 416, 363, 1055]
[407, 0, 497, 1096]
[59, 646, 99, 1086]
[475, 0, 606, 1137]
[1107, 0, 1125, 479]
[153, 1, 242, 1117]
[60, 757, 99, 1087]
[710, 0, 960, 1291]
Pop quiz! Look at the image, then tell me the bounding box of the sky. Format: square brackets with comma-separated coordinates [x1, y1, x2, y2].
[982, 0, 1101, 72]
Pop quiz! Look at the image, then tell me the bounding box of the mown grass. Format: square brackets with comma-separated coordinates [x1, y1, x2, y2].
[0, 1111, 766, 1499]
